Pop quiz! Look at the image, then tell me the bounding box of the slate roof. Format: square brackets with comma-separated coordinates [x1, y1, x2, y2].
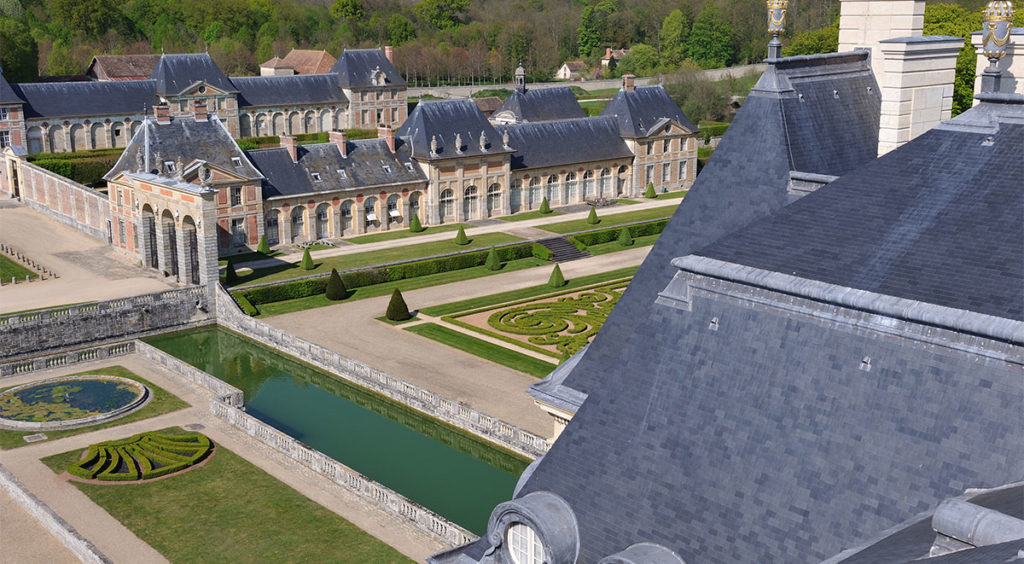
[105, 115, 261, 182]
[280, 49, 337, 75]
[247, 138, 424, 199]
[149, 53, 236, 96]
[396, 99, 508, 160]
[13, 80, 157, 119]
[331, 48, 407, 88]
[497, 117, 632, 171]
[600, 85, 699, 137]
[231, 74, 348, 108]
[87, 55, 162, 81]
[492, 87, 586, 123]
[0, 70, 24, 105]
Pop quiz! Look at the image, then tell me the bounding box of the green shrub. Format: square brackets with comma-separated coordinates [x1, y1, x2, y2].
[567, 236, 588, 252]
[240, 278, 329, 305]
[644, 182, 657, 198]
[454, 225, 469, 245]
[570, 219, 668, 249]
[236, 140, 259, 150]
[531, 243, 553, 261]
[699, 121, 729, 137]
[409, 214, 424, 233]
[300, 248, 314, 270]
[548, 264, 566, 288]
[539, 197, 551, 214]
[386, 289, 411, 321]
[27, 147, 124, 162]
[32, 159, 73, 177]
[225, 262, 239, 284]
[325, 268, 347, 300]
[484, 246, 502, 271]
[617, 227, 634, 247]
[586, 206, 599, 225]
[257, 235, 271, 254]
[233, 292, 259, 316]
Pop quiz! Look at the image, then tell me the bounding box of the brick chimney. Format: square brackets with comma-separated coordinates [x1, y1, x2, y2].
[330, 130, 348, 158]
[622, 74, 636, 92]
[154, 103, 171, 125]
[605, 47, 612, 59]
[378, 124, 395, 154]
[384, 45, 394, 64]
[280, 135, 298, 162]
[192, 99, 208, 122]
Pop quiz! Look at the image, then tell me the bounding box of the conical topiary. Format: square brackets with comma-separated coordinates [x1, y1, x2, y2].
[257, 235, 271, 254]
[325, 268, 347, 300]
[225, 261, 238, 283]
[386, 288, 411, 321]
[300, 247, 314, 270]
[484, 246, 502, 271]
[644, 182, 657, 198]
[586, 206, 599, 225]
[617, 226, 633, 247]
[548, 264, 566, 288]
[454, 225, 469, 245]
[539, 197, 551, 214]
[409, 214, 424, 233]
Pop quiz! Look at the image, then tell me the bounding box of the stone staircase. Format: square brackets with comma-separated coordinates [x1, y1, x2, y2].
[538, 237, 590, 263]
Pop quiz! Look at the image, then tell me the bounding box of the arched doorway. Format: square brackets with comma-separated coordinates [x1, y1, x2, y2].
[408, 192, 421, 222]
[617, 165, 629, 196]
[528, 177, 541, 210]
[439, 189, 454, 222]
[463, 186, 478, 219]
[564, 172, 577, 203]
[90, 123, 106, 149]
[290, 207, 305, 242]
[340, 200, 353, 234]
[265, 209, 280, 245]
[160, 209, 178, 279]
[48, 127, 66, 153]
[181, 215, 200, 285]
[239, 114, 252, 138]
[582, 171, 595, 199]
[509, 180, 522, 214]
[386, 194, 400, 225]
[364, 197, 379, 231]
[141, 205, 158, 268]
[546, 175, 558, 205]
[486, 184, 501, 217]
[315, 203, 331, 239]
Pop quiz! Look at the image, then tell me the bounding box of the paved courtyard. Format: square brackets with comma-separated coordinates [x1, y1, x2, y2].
[0, 201, 175, 314]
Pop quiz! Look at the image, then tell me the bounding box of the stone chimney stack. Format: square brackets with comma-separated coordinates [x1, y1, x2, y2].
[330, 130, 348, 158]
[154, 103, 171, 125]
[838, 0, 925, 80]
[192, 99, 208, 122]
[378, 124, 395, 153]
[622, 74, 636, 92]
[280, 135, 298, 162]
[605, 47, 612, 59]
[384, 45, 394, 64]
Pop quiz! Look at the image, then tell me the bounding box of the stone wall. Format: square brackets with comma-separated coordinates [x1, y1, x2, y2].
[209, 398, 475, 548]
[214, 284, 550, 458]
[16, 160, 111, 242]
[0, 463, 112, 564]
[0, 341, 135, 378]
[0, 287, 212, 360]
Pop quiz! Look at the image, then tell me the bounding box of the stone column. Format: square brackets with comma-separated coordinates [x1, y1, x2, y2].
[176, 224, 195, 285]
[356, 204, 367, 234]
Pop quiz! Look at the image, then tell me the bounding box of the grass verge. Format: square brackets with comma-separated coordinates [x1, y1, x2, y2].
[0, 254, 37, 281]
[585, 233, 660, 255]
[497, 210, 564, 222]
[0, 366, 188, 450]
[406, 323, 556, 379]
[345, 223, 467, 244]
[538, 205, 679, 234]
[43, 427, 412, 563]
[219, 250, 282, 266]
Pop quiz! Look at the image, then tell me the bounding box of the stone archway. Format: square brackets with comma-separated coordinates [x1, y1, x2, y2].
[290, 206, 306, 243]
[181, 215, 200, 285]
[158, 209, 179, 279]
[265, 209, 280, 244]
[141, 204, 158, 268]
[315, 203, 331, 239]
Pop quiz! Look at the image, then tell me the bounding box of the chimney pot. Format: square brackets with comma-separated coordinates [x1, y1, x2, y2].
[378, 125, 395, 154]
[329, 130, 348, 157]
[623, 74, 636, 92]
[384, 45, 394, 64]
[280, 135, 298, 163]
[154, 103, 171, 125]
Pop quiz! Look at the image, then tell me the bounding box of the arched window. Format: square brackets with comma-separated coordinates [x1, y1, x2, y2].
[564, 172, 577, 203]
[387, 194, 400, 223]
[509, 179, 523, 214]
[582, 171, 595, 199]
[409, 192, 421, 219]
[463, 185, 479, 219]
[486, 184, 501, 217]
[315, 203, 330, 238]
[265, 210, 279, 245]
[290, 207, 305, 241]
[439, 189, 454, 219]
[506, 523, 544, 564]
[599, 168, 611, 197]
[340, 201, 353, 233]
[364, 197, 378, 225]
[546, 175, 558, 204]
[528, 177, 541, 209]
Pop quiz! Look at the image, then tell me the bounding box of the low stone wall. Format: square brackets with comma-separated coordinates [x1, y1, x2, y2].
[0, 341, 135, 378]
[0, 463, 112, 564]
[0, 287, 212, 360]
[17, 160, 110, 243]
[214, 284, 549, 458]
[209, 398, 476, 547]
[135, 340, 243, 407]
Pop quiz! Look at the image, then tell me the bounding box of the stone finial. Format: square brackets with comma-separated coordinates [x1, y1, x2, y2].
[766, 0, 788, 59]
[502, 129, 510, 149]
[430, 135, 438, 156]
[455, 133, 463, 154]
[479, 130, 487, 152]
[135, 147, 144, 173]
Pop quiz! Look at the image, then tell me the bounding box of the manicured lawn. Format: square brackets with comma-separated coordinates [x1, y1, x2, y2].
[420, 266, 639, 317]
[0, 254, 36, 281]
[0, 366, 188, 450]
[538, 205, 679, 234]
[654, 190, 687, 200]
[698, 146, 715, 158]
[406, 323, 556, 379]
[579, 100, 609, 116]
[345, 223, 467, 244]
[577, 87, 618, 98]
[231, 232, 523, 286]
[218, 250, 282, 266]
[304, 243, 335, 251]
[615, 198, 640, 205]
[253, 257, 549, 317]
[43, 428, 412, 563]
[497, 210, 564, 222]
[585, 233, 661, 255]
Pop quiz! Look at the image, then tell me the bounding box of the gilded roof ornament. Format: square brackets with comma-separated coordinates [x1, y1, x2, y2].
[983, 1, 1015, 62]
[766, 0, 788, 59]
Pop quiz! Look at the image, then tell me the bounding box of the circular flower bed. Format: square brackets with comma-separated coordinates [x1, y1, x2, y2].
[0, 375, 149, 430]
[68, 431, 212, 482]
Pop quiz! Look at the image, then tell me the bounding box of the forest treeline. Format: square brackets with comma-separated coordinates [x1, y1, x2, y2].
[0, 0, 1014, 116]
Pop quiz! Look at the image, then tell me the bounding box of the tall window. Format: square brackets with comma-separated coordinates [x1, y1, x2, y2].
[528, 177, 541, 208]
[0, 131, 10, 148]
[231, 187, 242, 206]
[546, 175, 558, 204]
[645, 165, 654, 186]
[679, 161, 687, 181]
[118, 220, 126, 246]
[663, 138, 671, 153]
[646, 141, 653, 154]
[364, 197, 378, 223]
[599, 168, 610, 196]
[439, 189, 454, 218]
[582, 171, 594, 198]
[506, 523, 544, 564]
[464, 186, 479, 219]
[0, 108, 10, 120]
[230, 218, 246, 245]
[565, 172, 577, 202]
[662, 163, 671, 184]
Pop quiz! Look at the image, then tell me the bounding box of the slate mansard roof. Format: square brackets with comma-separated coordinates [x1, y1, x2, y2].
[231, 74, 348, 108]
[150, 53, 236, 96]
[397, 99, 509, 161]
[13, 80, 158, 119]
[493, 86, 586, 123]
[331, 48, 407, 88]
[247, 139, 424, 200]
[497, 117, 633, 171]
[600, 85, 699, 138]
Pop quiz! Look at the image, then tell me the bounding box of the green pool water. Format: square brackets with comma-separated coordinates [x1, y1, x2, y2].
[145, 326, 527, 534]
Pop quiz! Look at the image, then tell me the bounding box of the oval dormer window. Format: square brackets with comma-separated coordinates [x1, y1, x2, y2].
[198, 85, 207, 94]
[507, 522, 544, 564]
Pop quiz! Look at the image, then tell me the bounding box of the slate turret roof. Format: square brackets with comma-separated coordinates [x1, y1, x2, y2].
[396, 99, 509, 161]
[497, 117, 632, 171]
[231, 74, 348, 108]
[149, 53, 237, 96]
[331, 48, 407, 88]
[247, 138, 424, 200]
[492, 86, 586, 123]
[600, 85, 699, 138]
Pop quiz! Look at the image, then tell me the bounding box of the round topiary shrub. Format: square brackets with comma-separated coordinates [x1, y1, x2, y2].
[454, 225, 469, 245]
[644, 182, 657, 198]
[617, 226, 633, 247]
[548, 264, 566, 288]
[409, 214, 425, 233]
[586, 206, 599, 225]
[325, 268, 347, 300]
[300, 248, 314, 270]
[386, 288, 412, 321]
[67, 431, 212, 482]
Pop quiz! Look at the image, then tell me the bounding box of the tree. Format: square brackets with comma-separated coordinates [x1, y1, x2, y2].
[325, 268, 347, 300]
[548, 264, 566, 288]
[415, 0, 469, 31]
[0, 17, 38, 82]
[617, 227, 633, 247]
[330, 0, 364, 22]
[586, 206, 599, 225]
[409, 213, 424, 233]
[454, 225, 469, 245]
[686, 4, 733, 69]
[48, 0, 123, 40]
[300, 248, 314, 270]
[923, 4, 983, 117]
[576, 6, 601, 57]
[387, 14, 415, 46]
[386, 288, 411, 321]
[644, 182, 656, 198]
[225, 261, 238, 283]
[659, 9, 691, 66]
[485, 246, 502, 271]
[617, 43, 658, 76]
[539, 197, 551, 214]
[783, 25, 838, 57]
[257, 235, 271, 255]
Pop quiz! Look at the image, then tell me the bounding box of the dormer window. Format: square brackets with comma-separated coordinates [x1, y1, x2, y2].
[382, 165, 392, 175]
[0, 108, 9, 121]
[311, 172, 322, 182]
[337, 169, 347, 179]
[507, 523, 544, 564]
[404, 162, 414, 173]
[164, 161, 175, 173]
[231, 157, 242, 167]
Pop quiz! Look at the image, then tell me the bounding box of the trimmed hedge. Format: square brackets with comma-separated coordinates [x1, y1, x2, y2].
[33, 155, 121, 186]
[568, 219, 668, 250]
[234, 293, 259, 316]
[531, 243, 553, 261]
[68, 431, 212, 482]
